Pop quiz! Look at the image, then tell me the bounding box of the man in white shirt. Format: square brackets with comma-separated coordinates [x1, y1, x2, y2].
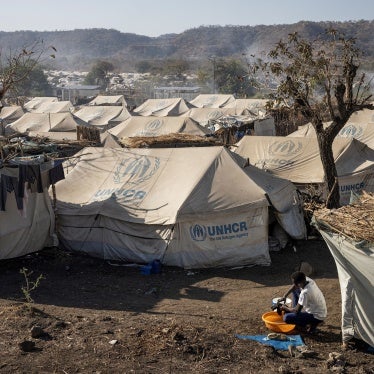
[280, 271, 327, 333]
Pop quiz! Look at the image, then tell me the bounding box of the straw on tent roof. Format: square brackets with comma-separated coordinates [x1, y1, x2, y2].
[314, 191, 374, 243]
[119, 133, 222, 148]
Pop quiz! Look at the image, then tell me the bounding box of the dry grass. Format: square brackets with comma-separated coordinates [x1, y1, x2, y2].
[119, 133, 222, 148]
[314, 191, 374, 242]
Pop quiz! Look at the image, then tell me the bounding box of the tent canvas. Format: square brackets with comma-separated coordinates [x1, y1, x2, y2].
[55, 146, 273, 268]
[73, 106, 126, 131]
[30, 101, 73, 113]
[233, 136, 374, 205]
[314, 223, 374, 347]
[6, 112, 88, 133]
[234, 99, 268, 116]
[23, 97, 58, 111]
[189, 94, 236, 108]
[182, 107, 237, 128]
[89, 95, 127, 106]
[108, 116, 209, 138]
[0, 164, 57, 259]
[288, 111, 374, 149]
[0, 106, 25, 122]
[133, 98, 194, 116]
[243, 164, 306, 239]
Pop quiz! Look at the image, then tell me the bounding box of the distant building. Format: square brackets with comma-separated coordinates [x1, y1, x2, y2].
[54, 85, 101, 105]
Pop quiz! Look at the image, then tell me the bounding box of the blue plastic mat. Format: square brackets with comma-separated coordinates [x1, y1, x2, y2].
[235, 334, 305, 351]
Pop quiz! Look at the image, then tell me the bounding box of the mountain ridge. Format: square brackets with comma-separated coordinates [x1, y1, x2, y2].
[0, 20, 373, 71]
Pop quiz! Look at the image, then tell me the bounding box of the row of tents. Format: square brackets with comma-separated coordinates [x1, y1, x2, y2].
[0, 94, 373, 349]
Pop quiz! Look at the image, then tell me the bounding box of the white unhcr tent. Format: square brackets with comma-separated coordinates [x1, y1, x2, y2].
[313, 214, 374, 347]
[108, 116, 209, 138]
[73, 106, 127, 131]
[88, 95, 127, 106]
[182, 107, 237, 128]
[189, 94, 236, 108]
[6, 112, 87, 134]
[0, 106, 25, 123]
[23, 97, 58, 111]
[55, 146, 272, 269]
[30, 101, 74, 113]
[288, 108, 374, 149]
[133, 98, 193, 116]
[233, 136, 374, 205]
[0, 161, 57, 259]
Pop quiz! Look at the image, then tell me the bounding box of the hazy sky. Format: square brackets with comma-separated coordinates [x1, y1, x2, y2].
[1, 0, 373, 37]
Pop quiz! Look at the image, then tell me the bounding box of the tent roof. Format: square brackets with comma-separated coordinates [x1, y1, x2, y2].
[109, 116, 209, 138]
[89, 95, 127, 106]
[23, 97, 58, 111]
[7, 112, 87, 133]
[189, 94, 236, 108]
[288, 110, 374, 149]
[182, 107, 237, 127]
[56, 146, 268, 225]
[30, 101, 73, 113]
[73, 106, 124, 127]
[133, 98, 193, 116]
[0, 106, 24, 121]
[234, 136, 374, 183]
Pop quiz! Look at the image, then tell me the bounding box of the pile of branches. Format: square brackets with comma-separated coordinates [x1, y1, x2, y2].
[0, 133, 94, 162]
[119, 133, 223, 148]
[314, 191, 374, 243]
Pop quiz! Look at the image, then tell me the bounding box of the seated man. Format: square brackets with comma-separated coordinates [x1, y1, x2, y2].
[280, 271, 327, 333]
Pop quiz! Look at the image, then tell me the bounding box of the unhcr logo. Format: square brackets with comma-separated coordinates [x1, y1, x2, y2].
[269, 140, 302, 156]
[339, 124, 363, 138]
[189, 221, 249, 242]
[190, 224, 207, 241]
[145, 119, 163, 132]
[113, 155, 160, 185]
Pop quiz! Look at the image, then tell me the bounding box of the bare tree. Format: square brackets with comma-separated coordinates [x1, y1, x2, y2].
[0, 40, 56, 103]
[248, 29, 373, 208]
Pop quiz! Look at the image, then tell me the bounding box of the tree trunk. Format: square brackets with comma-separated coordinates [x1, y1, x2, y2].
[316, 131, 340, 209]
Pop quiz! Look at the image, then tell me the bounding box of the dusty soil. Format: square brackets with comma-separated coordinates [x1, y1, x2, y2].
[0, 238, 373, 374]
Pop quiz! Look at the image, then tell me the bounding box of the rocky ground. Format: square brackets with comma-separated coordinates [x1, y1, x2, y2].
[0, 238, 373, 373]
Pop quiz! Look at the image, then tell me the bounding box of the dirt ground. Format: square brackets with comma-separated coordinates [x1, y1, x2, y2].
[0, 238, 373, 374]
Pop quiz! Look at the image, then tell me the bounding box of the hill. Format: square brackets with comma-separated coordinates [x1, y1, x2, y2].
[0, 20, 373, 71]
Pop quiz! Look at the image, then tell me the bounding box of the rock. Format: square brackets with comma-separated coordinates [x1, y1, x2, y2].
[30, 326, 44, 338]
[18, 340, 35, 352]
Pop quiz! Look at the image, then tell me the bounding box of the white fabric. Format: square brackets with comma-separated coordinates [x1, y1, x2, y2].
[133, 98, 193, 116]
[288, 110, 374, 149]
[7, 112, 85, 133]
[234, 136, 374, 205]
[89, 95, 126, 106]
[55, 146, 273, 268]
[181, 107, 237, 127]
[316, 225, 374, 346]
[23, 97, 58, 111]
[30, 101, 73, 113]
[109, 116, 209, 138]
[0, 167, 55, 259]
[189, 94, 236, 108]
[298, 277, 327, 320]
[73, 106, 123, 131]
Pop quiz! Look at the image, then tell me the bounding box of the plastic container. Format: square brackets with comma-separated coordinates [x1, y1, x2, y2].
[140, 265, 152, 275]
[272, 297, 292, 308]
[262, 311, 296, 334]
[140, 260, 161, 275]
[150, 259, 161, 274]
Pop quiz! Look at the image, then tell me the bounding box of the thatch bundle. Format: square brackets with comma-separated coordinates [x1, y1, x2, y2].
[314, 191, 374, 242]
[119, 133, 222, 148]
